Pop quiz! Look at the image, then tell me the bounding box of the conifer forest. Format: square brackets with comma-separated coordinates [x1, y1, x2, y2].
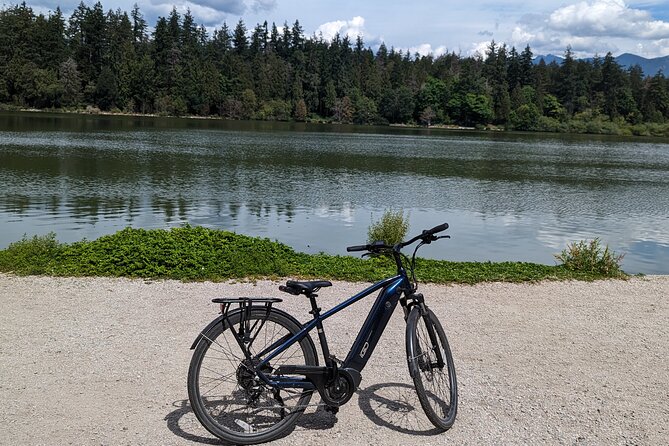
[2, 2, 669, 135]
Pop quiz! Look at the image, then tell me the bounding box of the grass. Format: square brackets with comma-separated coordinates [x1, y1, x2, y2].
[0, 226, 627, 284]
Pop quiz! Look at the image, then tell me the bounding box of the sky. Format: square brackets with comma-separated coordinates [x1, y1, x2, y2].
[22, 0, 669, 58]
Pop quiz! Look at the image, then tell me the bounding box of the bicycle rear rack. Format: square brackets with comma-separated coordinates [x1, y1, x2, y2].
[211, 298, 282, 342]
[212, 297, 282, 315]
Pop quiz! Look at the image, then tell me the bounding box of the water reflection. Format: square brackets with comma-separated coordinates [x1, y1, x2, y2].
[1, 112, 669, 274]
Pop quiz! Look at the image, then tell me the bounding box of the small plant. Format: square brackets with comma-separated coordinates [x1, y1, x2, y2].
[555, 238, 626, 277]
[367, 209, 410, 246]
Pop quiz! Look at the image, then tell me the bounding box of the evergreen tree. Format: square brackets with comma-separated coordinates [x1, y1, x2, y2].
[233, 19, 248, 55]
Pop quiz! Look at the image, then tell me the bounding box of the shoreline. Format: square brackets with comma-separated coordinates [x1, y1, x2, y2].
[4, 107, 669, 139]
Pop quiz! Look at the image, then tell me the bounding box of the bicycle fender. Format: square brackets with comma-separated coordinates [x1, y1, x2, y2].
[190, 314, 228, 349]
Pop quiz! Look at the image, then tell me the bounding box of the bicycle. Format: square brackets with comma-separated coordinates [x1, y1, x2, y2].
[187, 223, 457, 444]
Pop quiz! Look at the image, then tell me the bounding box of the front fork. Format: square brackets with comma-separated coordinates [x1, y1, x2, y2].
[400, 291, 425, 320]
[403, 292, 445, 369]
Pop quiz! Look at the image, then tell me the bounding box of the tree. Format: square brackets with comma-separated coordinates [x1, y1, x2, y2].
[519, 45, 534, 87]
[332, 96, 353, 123]
[599, 52, 625, 118]
[511, 103, 540, 130]
[294, 98, 307, 121]
[353, 95, 379, 124]
[379, 86, 414, 123]
[240, 88, 257, 118]
[462, 93, 493, 125]
[558, 46, 578, 114]
[59, 57, 81, 106]
[233, 19, 247, 55]
[127, 54, 154, 113]
[416, 77, 447, 121]
[420, 106, 436, 126]
[130, 3, 147, 49]
[96, 65, 118, 110]
[68, 1, 106, 83]
[642, 72, 669, 122]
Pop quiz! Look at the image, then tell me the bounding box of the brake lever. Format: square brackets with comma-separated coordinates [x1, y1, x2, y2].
[437, 235, 451, 239]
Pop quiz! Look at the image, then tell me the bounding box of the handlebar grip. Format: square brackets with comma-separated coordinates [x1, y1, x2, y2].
[425, 222, 449, 235]
[346, 245, 368, 252]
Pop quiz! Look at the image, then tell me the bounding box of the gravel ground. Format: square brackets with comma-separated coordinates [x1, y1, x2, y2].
[1, 274, 668, 445]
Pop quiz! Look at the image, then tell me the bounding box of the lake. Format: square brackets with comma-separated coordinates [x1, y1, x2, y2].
[1, 111, 668, 274]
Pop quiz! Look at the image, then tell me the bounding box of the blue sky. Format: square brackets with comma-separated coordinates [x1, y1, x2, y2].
[24, 0, 669, 58]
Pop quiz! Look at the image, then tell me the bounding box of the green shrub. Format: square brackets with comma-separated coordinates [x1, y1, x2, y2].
[555, 238, 626, 277]
[367, 209, 410, 246]
[0, 233, 64, 275]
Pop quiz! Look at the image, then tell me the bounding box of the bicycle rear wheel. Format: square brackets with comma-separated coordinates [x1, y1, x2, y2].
[406, 306, 458, 430]
[188, 307, 317, 445]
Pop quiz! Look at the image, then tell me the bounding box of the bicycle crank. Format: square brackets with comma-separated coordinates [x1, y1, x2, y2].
[322, 370, 355, 407]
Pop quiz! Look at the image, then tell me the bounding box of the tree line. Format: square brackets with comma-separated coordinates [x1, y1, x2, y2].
[2, 2, 669, 135]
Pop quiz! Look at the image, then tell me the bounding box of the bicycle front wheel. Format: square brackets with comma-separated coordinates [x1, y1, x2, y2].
[406, 306, 458, 430]
[188, 307, 318, 445]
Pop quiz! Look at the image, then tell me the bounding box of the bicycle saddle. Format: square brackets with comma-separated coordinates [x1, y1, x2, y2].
[280, 280, 332, 296]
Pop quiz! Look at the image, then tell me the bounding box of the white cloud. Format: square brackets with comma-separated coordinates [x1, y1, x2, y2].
[316, 16, 366, 41]
[548, 0, 669, 39]
[470, 41, 491, 58]
[407, 44, 448, 57]
[504, 0, 669, 57]
[511, 26, 535, 45]
[638, 38, 669, 58]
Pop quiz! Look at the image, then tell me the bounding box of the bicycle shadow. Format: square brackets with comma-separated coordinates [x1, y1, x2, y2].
[166, 383, 442, 443]
[356, 382, 444, 436]
[165, 399, 338, 444]
[165, 400, 220, 445]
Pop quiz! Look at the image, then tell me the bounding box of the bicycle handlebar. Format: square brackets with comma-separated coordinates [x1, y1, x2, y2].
[345, 222, 449, 253]
[346, 245, 368, 252]
[346, 240, 388, 253]
[426, 222, 449, 235]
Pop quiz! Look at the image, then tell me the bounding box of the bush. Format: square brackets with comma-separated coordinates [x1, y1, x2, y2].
[367, 210, 409, 246]
[555, 239, 626, 277]
[0, 233, 64, 275]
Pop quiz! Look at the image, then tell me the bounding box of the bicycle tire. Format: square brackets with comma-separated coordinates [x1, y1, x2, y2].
[188, 307, 318, 445]
[406, 306, 458, 430]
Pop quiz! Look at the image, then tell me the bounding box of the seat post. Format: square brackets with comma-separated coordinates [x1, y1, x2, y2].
[308, 294, 334, 368]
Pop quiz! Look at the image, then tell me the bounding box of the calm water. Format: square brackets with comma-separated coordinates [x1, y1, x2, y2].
[1, 111, 669, 274]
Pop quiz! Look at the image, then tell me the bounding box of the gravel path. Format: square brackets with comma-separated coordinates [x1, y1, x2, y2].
[1, 274, 668, 445]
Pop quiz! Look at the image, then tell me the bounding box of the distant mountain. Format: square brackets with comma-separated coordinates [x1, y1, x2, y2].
[533, 53, 669, 76]
[615, 53, 669, 76]
[534, 54, 565, 65]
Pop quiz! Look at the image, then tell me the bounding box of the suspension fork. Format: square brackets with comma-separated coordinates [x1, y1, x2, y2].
[407, 292, 445, 368]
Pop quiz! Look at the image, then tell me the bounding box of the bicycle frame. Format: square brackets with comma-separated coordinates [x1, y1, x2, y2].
[254, 272, 411, 390]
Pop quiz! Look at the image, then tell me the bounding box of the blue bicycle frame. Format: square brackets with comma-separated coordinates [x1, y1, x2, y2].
[254, 272, 411, 390]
